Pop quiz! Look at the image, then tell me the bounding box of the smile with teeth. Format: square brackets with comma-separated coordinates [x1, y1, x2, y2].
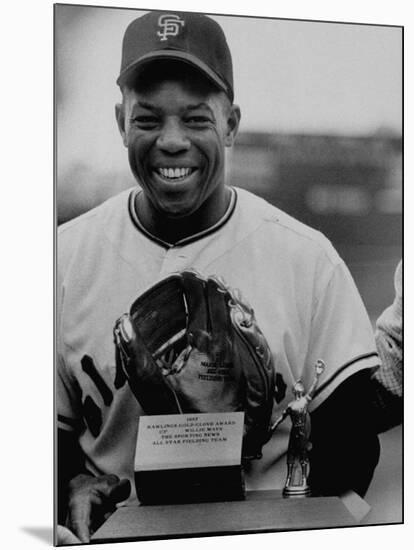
[156, 167, 195, 181]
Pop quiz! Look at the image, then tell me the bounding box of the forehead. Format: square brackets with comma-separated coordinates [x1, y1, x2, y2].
[124, 80, 225, 111]
[122, 61, 228, 109]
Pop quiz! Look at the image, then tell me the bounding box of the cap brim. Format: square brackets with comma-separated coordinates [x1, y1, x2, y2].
[117, 50, 232, 100]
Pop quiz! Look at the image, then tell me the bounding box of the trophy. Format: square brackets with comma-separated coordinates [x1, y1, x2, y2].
[271, 360, 325, 497]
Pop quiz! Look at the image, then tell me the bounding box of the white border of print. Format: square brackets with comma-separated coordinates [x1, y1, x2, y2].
[2, 0, 410, 549]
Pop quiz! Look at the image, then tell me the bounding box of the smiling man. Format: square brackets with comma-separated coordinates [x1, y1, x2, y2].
[57, 11, 381, 543]
[115, 60, 240, 242]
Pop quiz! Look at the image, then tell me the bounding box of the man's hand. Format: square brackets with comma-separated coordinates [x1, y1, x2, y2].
[66, 473, 131, 543]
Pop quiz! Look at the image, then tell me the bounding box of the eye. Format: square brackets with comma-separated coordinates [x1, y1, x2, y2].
[131, 116, 159, 129]
[185, 116, 212, 126]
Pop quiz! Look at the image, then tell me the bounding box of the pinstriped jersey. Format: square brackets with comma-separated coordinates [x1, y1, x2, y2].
[57, 186, 378, 501]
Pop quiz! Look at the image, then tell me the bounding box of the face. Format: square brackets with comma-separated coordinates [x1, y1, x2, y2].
[293, 381, 305, 398]
[116, 72, 240, 220]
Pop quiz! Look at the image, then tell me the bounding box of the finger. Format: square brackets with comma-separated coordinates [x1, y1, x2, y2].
[131, 275, 185, 353]
[86, 476, 127, 538]
[116, 316, 180, 414]
[94, 475, 130, 504]
[206, 277, 232, 340]
[181, 271, 209, 338]
[115, 316, 154, 379]
[114, 339, 128, 389]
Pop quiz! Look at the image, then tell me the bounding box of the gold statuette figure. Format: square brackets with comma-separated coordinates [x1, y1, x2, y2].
[271, 360, 325, 497]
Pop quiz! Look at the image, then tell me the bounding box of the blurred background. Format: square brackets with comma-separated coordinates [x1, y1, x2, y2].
[55, 4, 402, 523]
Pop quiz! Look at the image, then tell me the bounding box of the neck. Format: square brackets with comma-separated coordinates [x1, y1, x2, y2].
[135, 187, 232, 245]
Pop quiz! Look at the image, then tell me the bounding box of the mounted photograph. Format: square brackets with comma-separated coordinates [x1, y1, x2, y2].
[54, 3, 403, 545]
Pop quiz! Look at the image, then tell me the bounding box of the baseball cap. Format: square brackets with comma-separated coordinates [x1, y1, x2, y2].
[117, 11, 234, 102]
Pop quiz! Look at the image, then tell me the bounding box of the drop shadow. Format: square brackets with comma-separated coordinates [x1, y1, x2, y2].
[21, 526, 53, 545]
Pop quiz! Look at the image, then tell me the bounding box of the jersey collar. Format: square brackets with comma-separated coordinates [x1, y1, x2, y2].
[128, 187, 238, 249]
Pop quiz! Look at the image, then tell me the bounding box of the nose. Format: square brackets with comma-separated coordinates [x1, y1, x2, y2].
[156, 119, 191, 154]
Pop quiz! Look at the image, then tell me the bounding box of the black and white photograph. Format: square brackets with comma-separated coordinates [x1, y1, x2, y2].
[53, 2, 403, 546]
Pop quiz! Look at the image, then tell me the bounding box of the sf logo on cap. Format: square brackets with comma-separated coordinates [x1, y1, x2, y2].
[157, 14, 185, 41]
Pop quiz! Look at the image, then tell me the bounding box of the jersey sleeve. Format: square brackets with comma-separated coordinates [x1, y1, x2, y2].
[57, 352, 83, 433]
[373, 260, 402, 397]
[305, 259, 379, 412]
[56, 266, 83, 433]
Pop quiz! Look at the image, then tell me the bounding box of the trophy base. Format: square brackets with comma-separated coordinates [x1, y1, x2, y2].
[92, 490, 361, 543]
[283, 485, 311, 498]
[135, 465, 245, 504]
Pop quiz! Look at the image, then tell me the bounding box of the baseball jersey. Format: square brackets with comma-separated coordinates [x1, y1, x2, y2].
[57, 186, 379, 502]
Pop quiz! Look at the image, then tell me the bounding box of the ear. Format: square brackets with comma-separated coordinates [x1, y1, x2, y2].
[224, 104, 241, 147]
[115, 103, 128, 147]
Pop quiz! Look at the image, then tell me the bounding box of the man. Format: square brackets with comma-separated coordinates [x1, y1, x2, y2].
[57, 11, 380, 543]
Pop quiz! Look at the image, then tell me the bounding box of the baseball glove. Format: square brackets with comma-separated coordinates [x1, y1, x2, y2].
[113, 271, 276, 460]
